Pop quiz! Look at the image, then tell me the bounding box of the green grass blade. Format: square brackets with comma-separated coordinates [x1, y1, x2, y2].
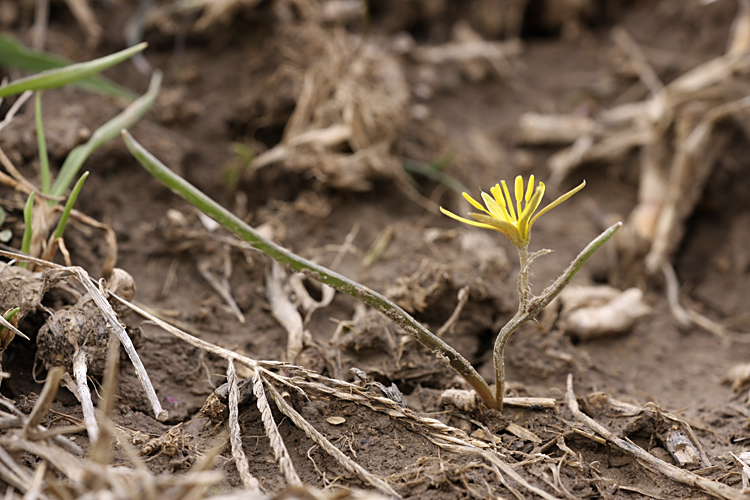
[19, 192, 35, 268]
[1, 307, 19, 330]
[50, 70, 162, 198]
[0, 307, 21, 340]
[0, 307, 29, 342]
[403, 152, 467, 194]
[0, 42, 147, 98]
[122, 130, 497, 409]
[35, 92, 51, 194]
[54, 171, 89, 240]
[0, 35, 137, 100]
[2, 307, 19, 324]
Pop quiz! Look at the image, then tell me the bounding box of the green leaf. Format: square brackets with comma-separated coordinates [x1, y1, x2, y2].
[50, 70, 162, 198]
[0, 42, 147, 98]
[19, 192, 34, 268]
[403, 156, 467, 194]
[54, 171, 89, 240]
[0, 307, 20, 337]
[0, 35, 137, 100]
[35, 92, 50, 194]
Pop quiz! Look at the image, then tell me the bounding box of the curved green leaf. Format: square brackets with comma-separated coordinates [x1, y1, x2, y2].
[0, 42, 146, 98]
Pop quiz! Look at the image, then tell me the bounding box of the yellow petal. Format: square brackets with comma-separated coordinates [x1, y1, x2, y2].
[515, 176, 524, 217]
[501, 181, 516, 221]
[440, 207, 497, 231]
[491, 184, 514, 222]
[481, 192, 507, 221]
[530, 180, 585, 228]
[517, 186, 544, 240]
[525, 175, 534, 202]
[470, 213, 523, 245]
[463, 192, 488, 214]
[491, 184, 505, 208]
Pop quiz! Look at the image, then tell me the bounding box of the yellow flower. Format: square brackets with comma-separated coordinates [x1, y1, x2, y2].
[440, 175, 586, 248]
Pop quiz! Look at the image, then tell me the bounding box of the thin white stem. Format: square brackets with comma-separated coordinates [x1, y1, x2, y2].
[73, 349, 98, 443]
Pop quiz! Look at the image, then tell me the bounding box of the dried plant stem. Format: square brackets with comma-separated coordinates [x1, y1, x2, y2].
[73, 349, 98, 443]
[0, 251, 166, 421]
[3, 438, 82, 482]
[0, 91, 33, 135]
[197, 258, 245, 324]
[264, 379, 400, 498]
[122, 130, 495, 409]
[266, 261, 305, 363]
[25, 459, 46, 500]
[86, 337, 120, 472]
[566, 374, 744, 500]
[23, 366, 63, 439]
[227, 361, 261, 493]
[111, 295, 266, 374]
[424, 437, 560, 500]
[436, 285, 469, 337]
[72, 267, 167, 421]
[252, 369, 302, 486]
[494, 223, 621, 410]
[0, 444, 32, 492]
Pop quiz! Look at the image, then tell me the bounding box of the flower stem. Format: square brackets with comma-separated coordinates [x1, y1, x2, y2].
[493, 309, 526, 410]
[493, 222, 621, 411]
[517, 244, 531, 312]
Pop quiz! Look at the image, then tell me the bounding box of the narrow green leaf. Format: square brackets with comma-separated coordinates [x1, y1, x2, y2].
[19, 192, 34, 268]
[403, 155, 467, 194]
[0, 307, 20, 337]
[3, 308, 19, 322]
[0, 307, 30, 342]
[35, 92, 50, 194]
[50, 70, 162, 198]
[0, 42, 147, 98]
[54, 171, 89, 240]
[0, 34, 136, 100]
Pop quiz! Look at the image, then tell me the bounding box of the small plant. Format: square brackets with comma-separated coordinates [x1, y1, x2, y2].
[123, 131, 619, 411]
[441, 175, 618, 409]
[0, 307, 20, 352]
[0, 43, 159, 268]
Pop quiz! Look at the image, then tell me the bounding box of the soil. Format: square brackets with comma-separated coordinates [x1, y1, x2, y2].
[2, 1, 750, 499]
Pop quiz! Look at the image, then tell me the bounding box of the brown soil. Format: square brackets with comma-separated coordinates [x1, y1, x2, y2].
[2, 1, 750, 499]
